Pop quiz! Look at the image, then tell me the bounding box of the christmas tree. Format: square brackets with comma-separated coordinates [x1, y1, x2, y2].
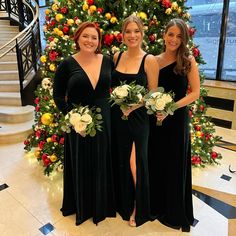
[24, 0, 222, 176]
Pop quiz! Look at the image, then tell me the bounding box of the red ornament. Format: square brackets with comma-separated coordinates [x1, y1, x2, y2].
[63, 25, 70, 34]
[97, 7, 104, 14]
[195, 125, 201, 131]
[34, 97, 40, 104]
[199, 105, 205, 112]
[103, 34, 114, 46]
[211, 151, 218, 159]
[24, 140, 30, 145]
[191, 155, 201, 165]
[35, 105, 40, 112]
[148, 34, 156, 43]
[188, 27, 196, 37]
[192, 47, 200, 57]
[51, 134, 58, 142]
[162, 0, 172, 8]
[59, 137, 64, 145]
[43, 158, 51, 167]
[60, 7, 68, 14]
[115, 33, 122, 43]
[45, 16, 51, 21]
[38, 141, 45, 150]
[86, 0, 94, 5]
[49, 50, 58, 61]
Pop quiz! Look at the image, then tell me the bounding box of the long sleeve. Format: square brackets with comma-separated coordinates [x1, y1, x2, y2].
[53, 58, 72, 115]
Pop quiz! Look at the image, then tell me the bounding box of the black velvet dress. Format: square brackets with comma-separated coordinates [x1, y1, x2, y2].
[148, 62, 194, 229]
[53, 55, 116, 225]
[111, 52, 151, 226]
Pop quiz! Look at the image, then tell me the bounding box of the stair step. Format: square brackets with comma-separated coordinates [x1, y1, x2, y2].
[0, 92, 21, 106]
[0, 46, 16, 54]
[0, 12, 8, 18]
[0, 80, 21, 92]
[0, 25, 19, 32]
[0, 20, 10, 26]
[0, 105, 34, 123]
[0, 70, 19, 80]
[0, 61, 18, 70]
[0, 119, 34, 144]
[0, 53, 17, 61]
[0, 31, 19, 37]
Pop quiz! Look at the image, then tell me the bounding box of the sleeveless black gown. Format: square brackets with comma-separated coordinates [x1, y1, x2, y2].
[111, 52, 150, 226]
[53, 55, 116, 225]
[148, 62, 194, 229]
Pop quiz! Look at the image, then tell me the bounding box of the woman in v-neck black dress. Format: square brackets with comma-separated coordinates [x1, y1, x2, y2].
[111, 15, 159, 227]
[53, 22, 115, 226]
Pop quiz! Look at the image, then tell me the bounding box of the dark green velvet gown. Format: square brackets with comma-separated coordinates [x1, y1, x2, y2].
[53, 55, 116, 225]
[111, 52, 151, 226]
[148, 62, 194, 229]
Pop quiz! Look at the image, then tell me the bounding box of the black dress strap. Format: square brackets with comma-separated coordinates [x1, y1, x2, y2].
[114, 51, 124, 68]
[138, 54, 149, 74]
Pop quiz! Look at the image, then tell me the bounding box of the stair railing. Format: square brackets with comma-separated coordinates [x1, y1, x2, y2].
[0, 0, 41, 105]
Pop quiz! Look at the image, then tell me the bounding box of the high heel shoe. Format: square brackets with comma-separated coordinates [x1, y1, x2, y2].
[181, 226, 190, 232]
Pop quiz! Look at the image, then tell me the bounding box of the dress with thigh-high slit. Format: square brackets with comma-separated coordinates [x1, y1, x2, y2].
[53, 55, 116, 225]
[111, 52, 150, 226]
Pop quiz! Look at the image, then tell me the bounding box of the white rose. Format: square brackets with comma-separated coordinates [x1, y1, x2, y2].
[41, 78, 52, 90]
[151, 91, 162, 98]
[74, 121, 87, 133]
[145, 98, 155, 107]
[136, 93, 143, 102]
[155, 98, 166, 110]
[80, 113, 93, 124]
[69, 113, 81, 126]
[113, 85, 130, 98]
[162, 94, 173, 103]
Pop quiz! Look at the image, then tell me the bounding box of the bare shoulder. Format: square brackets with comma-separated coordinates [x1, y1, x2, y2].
[145, 54, 157, 64]
[113, 51, 120, 63]
[155, 53, 165, 67]
[189, 55, 196, 63]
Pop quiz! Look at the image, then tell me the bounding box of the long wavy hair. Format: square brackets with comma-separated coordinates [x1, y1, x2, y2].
[164, 18, 191, 76]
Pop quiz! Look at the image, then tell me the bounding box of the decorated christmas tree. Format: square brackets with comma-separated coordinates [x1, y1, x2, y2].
[24, 0, 222, 176]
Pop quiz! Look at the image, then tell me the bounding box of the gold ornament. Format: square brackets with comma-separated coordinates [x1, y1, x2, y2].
[50, 154, 58, 162]
[41, 113, 54, 125]
[34, 150, 41, 158]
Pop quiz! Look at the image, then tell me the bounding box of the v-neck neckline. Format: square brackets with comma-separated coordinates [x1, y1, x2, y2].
[71, 55, 104, 91]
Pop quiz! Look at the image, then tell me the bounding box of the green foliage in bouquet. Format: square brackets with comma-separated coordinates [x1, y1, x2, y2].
[24, 0, 222, 176]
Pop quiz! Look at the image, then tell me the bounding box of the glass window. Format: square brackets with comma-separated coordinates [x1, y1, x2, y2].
[187, 1, 223, 80]
[221, 0, 236, 81]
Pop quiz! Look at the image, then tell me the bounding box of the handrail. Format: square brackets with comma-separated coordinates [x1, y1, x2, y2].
[0, 0, 39, 58]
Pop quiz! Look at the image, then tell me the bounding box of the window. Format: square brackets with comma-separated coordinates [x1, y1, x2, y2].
[187, 0, 236, 82]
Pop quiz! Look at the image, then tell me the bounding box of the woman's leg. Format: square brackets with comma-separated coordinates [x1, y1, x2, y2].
[129, 142, 136, 226]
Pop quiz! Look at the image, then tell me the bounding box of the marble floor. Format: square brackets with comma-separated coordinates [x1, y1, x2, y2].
[0, 126, 236, 236]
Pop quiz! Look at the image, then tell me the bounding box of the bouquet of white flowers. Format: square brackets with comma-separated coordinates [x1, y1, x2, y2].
[109, 81, 146, 120]
[61, 104, 103, 137]
[144, 87, 178, 126]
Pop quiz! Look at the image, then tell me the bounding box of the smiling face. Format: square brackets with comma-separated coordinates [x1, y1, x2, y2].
[163, 25, 182, 52]
[123, 21, 143, 48]
[77, 27, 99, 53]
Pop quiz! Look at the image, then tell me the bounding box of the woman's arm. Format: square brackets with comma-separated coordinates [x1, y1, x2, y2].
[175, 56, 200, 109]
[145, 54, 159, 91]
[53, 59, 71, 115]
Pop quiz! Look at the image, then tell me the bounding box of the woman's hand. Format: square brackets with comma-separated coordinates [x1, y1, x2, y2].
[156, 111, 168, 122]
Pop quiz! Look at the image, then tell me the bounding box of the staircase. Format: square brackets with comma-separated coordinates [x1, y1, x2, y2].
[0, 18, 22, 106]
[0, 17, 34, 144]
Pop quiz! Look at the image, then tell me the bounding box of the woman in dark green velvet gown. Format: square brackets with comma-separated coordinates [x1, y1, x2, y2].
[53, 22, 115, 226]
[148, 18, 200, 232]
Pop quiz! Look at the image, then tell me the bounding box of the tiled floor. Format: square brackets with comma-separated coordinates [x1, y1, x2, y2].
[0, 126, 236, 236]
